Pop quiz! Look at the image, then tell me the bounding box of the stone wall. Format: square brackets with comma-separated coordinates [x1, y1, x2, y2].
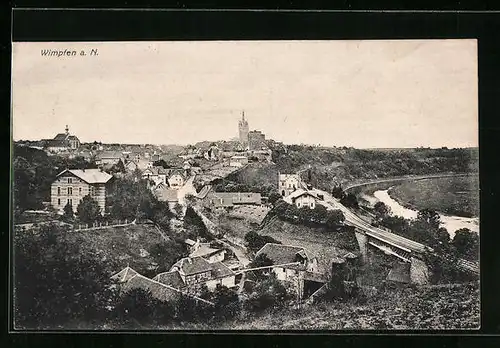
[410, 257, 429, 285]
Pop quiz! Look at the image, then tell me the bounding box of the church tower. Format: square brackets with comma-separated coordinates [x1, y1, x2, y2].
[238, 111, 249, 147]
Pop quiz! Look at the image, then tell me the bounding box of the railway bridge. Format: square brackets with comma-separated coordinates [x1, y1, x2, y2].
[313, 188, 479, 279]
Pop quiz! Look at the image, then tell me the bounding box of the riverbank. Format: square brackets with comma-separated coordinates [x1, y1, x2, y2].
[387, 175, 479, 218]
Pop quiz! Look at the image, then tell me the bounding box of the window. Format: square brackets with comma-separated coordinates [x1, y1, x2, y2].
[57, 187, 61, 195]
[68, 187, 73, 195]
[58, 198, 61, 206]
[68, 178, 73, 184]
[79, 187, 82, 195]
[67, 198, 72, 205]
[310, 203, 314, 208]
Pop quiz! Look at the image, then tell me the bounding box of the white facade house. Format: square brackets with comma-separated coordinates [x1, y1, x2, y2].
[283, 189, 319, 210]
[168, 171, 186, 189]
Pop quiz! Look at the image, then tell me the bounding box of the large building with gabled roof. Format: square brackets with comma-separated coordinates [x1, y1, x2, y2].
[42, 125, 81, 153]
[50, 168, 113, 214]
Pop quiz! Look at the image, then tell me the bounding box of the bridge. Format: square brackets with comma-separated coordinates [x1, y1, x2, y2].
[313, 188, 479, 276]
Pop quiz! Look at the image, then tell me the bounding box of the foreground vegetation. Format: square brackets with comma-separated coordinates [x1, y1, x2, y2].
[224, 281, 480, 330]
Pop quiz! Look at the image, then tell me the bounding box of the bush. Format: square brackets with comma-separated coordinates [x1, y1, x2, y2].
[76, 195, 102, 224]
[244, 274, 291, 312]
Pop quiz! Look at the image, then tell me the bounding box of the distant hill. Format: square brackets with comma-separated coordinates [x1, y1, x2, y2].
[269, 145, 479, 191]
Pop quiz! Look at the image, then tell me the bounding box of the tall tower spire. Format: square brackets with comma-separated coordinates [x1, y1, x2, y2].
[238, 110, 249, 147]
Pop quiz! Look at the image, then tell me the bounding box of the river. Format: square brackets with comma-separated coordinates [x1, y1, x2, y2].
[372, 188, 479, 238]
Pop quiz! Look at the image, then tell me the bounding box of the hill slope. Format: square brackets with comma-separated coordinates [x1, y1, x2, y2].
[258, 218, 359, 274]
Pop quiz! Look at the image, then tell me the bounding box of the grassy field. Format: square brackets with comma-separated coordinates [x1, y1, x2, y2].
[60, 224, 176, 275]
[388, 175, 479, 218]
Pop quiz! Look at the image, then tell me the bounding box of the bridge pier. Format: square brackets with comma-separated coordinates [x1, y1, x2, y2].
[354, 229, 368, 263]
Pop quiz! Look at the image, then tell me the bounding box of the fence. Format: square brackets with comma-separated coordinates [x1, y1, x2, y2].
[73, 219, 136, 231]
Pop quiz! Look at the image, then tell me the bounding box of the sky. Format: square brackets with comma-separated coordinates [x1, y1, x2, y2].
[12, 40, 478, 148]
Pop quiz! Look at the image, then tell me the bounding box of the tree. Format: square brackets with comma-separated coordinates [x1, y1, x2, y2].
[268, 191, 283, 205]
[452, 228, 479, 260]
[244, 274, 290, 312]
[374, 201, 390, 220]
[113, 288, 175, 327]
[212, 284, 240, 321]
[153, 159, 171, 168]
[184, 206, 211, 240]
[245, 231, 281, 253]
[249, 253, 274, 280]
[14, 224, 119, 329]
[148, 240, 187, 274]
[173, 203, 184, 217]
[417, 209, 441, 230]
[62, 201, 74, 221]
[325, 209, 345, 228]
[77, 195, 102, 224]
[340, 193, 359, 209]
[331, 186, 345, 199]
[111, 159, 126, 174]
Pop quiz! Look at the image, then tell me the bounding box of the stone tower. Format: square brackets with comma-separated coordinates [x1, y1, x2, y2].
[238, 111, 249, 147]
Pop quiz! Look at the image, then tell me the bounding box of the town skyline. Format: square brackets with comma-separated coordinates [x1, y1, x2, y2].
[12, 40, 478, 148]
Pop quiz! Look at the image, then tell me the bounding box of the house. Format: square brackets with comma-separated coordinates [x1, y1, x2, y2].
[111, 266, 212, 305]
[208, 192, 262, 208]
[77, 149, 94, 162]
[255, 243, 321, 298]
[42, 125, 81, 153]
[165, 256, 236, 291]
[95, 151, 124, 166]
[278, 173, 301, 197]
[189, 243, 227, 263]
[185, 238, 197, 250]
[168, 169, 186, 189]
[203, 144, 220, 161]
[155, 187, 179, 209]
[284, 189, 320, 210]
[124, 160, 139, 172]
[229, 155, 248, 167]
[111, 266, 181, 302]
[50, 168, 113, 214]
[142, 166, 168, 186]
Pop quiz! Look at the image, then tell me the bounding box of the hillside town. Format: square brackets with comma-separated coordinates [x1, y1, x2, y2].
[13, 111, 480, 330]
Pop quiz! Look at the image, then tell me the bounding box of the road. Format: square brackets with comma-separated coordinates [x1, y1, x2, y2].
[177, 175, 197, 205]
[191, 206, 251, 267]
